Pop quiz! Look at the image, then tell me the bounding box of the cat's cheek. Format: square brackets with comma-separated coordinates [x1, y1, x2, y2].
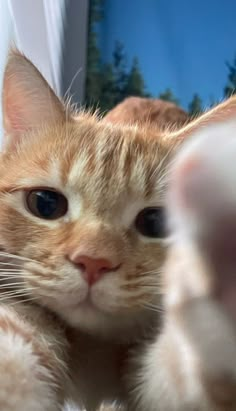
[39, 286, 88, 311]
[23, 264, 89, 318]
[90, 275, 123, 309]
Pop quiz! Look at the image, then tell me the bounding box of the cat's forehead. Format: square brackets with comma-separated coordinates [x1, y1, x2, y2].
[63, 119, 170, 201]
[4, 116, 172, 208]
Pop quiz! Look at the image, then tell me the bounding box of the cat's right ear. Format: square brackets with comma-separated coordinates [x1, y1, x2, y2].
[2, 49, 66, 148]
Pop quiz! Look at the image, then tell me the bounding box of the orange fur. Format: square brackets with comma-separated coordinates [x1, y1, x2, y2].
[0, 50, 180, 410]
[1, 49, 236, 411]
[104, 96, 190, 130]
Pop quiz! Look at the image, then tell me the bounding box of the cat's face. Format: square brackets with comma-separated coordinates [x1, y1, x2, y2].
[0, 51, 174, 338]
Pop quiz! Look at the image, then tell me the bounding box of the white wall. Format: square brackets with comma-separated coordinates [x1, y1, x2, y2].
[0, 1, 14, 146]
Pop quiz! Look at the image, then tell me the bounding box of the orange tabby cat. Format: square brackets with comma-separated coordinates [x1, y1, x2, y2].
[104, 96, 189, 129]
[3, 49, 234, 411]
[130, 97, 236, 411]
[0, 50, 179, 411]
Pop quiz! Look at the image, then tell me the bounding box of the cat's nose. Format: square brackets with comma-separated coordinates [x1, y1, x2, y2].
[69, 254, 121, 285]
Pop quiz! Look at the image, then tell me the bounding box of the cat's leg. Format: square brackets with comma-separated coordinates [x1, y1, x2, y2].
[131, 118, 236, 411]
[0, 303, 68, 411]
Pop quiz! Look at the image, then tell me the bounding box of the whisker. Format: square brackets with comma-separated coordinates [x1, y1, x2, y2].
[0, 272, 32, 277]
[0, 252, 41, 264]
[1, 296, 39, 306]
[133, 282, 164, 290]
[141, 303, 164, 314]
[132, 285, 163, 292]
[0, 295, 35, 304]
[122, 278, 164, 287]
[0, 275, 29, 280]
[0, 288, 36, 297]
[0, 282, 31, 289]
[139, 268, 163, 275]
[0, 269, 23, 273]
[0, 262, 23, 268]
[0, 272, 46, 280]
[10, 298, 39, 306]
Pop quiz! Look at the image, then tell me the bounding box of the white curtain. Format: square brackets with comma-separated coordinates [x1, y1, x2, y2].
[0, 0, 66, 145]
[0, 1, 14, 145]
[8, 0, 66, 95]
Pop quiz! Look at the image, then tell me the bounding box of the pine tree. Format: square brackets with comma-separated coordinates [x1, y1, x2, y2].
[159, 88, 179, 104]
[85, 0, 104, 106]
[112, 41, 128, 104]
[99, 63, 116, 111]
[188, 93, 202, 116]
[125, 57, 146, 97]
[209, 94, 217, 108]
[85, 2, 150, 111]
[224, 55, 236, 97]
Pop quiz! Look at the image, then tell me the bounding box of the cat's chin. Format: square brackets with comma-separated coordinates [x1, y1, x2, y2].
[61, 300, 117, 334]
[53, 298, 152, 341]
[38, 288, 154, 340]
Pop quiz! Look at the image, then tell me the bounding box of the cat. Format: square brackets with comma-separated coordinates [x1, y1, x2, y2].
[129, 96, 236, 411]
[104, 96, 190, 130]
[0, 49, 181, 411]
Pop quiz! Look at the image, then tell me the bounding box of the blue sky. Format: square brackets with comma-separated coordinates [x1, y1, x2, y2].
[98, 0, 236, 109]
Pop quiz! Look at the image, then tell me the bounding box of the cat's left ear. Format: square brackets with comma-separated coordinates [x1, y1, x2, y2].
[171, 96, 236, 143]
[2, 49, 66, 147]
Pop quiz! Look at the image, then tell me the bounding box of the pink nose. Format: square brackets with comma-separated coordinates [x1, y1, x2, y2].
[69, 255, 120, 285]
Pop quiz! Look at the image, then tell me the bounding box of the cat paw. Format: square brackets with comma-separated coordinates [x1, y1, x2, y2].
[164, 118, 236, 407]
[0, 306, 61, 411]
[167, 118, 236, 319]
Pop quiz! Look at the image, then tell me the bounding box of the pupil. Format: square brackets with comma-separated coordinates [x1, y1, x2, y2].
[36, 191, 58, 217]
[136, 207, 166, 238]
[146, 209, 165, 237]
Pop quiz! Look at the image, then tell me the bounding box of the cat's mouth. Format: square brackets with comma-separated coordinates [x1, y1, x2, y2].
[69, 295, 93, 309]
[61, 290, 103, 313]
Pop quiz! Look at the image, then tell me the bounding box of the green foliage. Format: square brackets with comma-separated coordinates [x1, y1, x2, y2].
[86, 0, 199, 112]
[159, 88, 179, 104]
[99, 64, 116, 111]
[98, 52, 147, 112]
[85, 0, 148, 112]
[86, 1, 236, 114]
[125, 57, 146, 97]
[112, 41, 128, 104]
[224, 55, 236, 97]
[85, 0, 104, 106]
[188, 93, 203, 116]
[208, 94, 217, 108]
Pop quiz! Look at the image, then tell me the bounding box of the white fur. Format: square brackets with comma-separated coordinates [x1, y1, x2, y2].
[68, 152, 92, 188]
[0, 307, 60, 411]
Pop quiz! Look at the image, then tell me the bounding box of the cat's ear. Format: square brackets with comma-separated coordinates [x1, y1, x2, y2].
[174, 96, 236, 142]
[2, 49, 66, 147]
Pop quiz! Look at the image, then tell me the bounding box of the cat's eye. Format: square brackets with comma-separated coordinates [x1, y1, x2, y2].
[25, 189, 68, 220]
[135, 207, 166, 238]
